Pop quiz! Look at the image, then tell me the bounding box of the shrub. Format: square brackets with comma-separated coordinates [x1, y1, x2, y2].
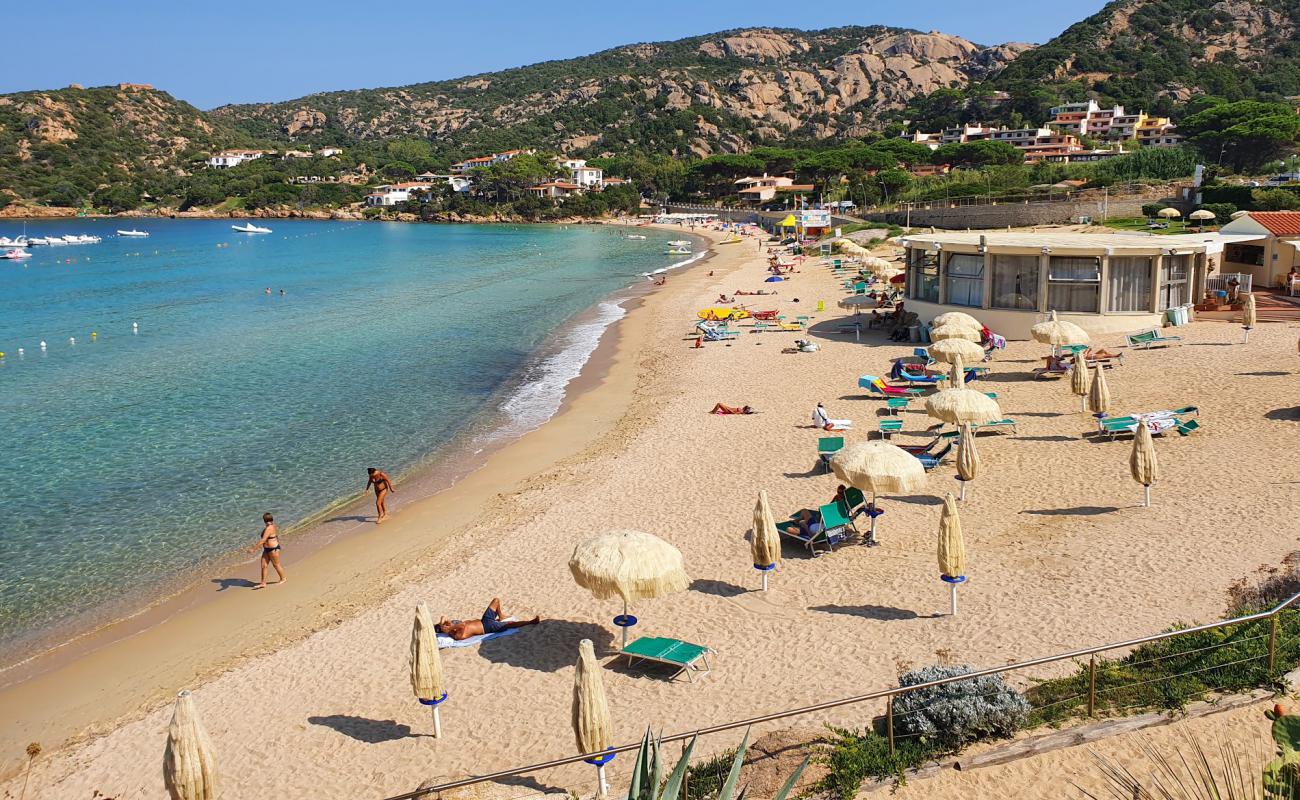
[1141, 202, 1166, 218]
[1197, 202, 1237, 223]
[1227, 553, 1300, 614]
[893, 664, 1029, 750]
[818, 728, 930, 800]
[1253, 188, 1300, 211]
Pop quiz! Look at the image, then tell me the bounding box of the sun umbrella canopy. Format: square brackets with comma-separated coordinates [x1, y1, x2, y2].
[930, 324, 982, 343]
[1030, 310, 1090, 347]
[938, 493, 966, 579]
[572, 639, 612, 754]
[838, 294, 881, 308]
[1189, 209, 1217, 221]
[1070, 357, 1090, 398]
[889, 273, 906, 284]
[779, 215, 797, 227]
[835, 239, 869, 255]
[410, 602, 446, 702]
[932, 311, 982, 329]
[927, 356, 1002, 425]
[765, 276, 784, 282]
[752, 491, 780, 569]
[929, 338, 985, 365]
[569, 530, 690, 604]
[163, 690, 216, 800]
[830, 441, 926, 495]
[1243, 292, 1257, 327]
[956, 424, 980, 483]
[862, 256, 895, 274]
[1157, 207, 1182, 219]
[1130, 421, 1158, 488]
[1088, 363, 1111, 415]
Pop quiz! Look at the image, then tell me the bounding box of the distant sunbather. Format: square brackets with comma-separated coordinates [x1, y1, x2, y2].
[435, 598, 540, 641]
[711, 403, 754, 415]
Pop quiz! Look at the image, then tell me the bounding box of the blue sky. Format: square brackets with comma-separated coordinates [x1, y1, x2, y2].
[1, 1, 1107, 108]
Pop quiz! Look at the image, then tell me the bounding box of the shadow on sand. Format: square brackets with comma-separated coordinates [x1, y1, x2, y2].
[308, 715, 417, 743]
[1022, 506, 1119, 517]
[478, 619, 615, 673]
[810, 604, 919, 621]
[691, 578, 748, 598]
[212, 577, 256, 592]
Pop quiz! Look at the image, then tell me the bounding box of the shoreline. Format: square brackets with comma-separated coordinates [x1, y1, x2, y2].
[0, 223, 729, 777]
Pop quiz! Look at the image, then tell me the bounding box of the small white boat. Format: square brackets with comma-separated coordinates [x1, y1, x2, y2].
[2, 248, 32, 259]
[26, 237, 49, 246]
[0, 236, 27, 247]
[232, 223, 272, 234]
[117, 229, 149, 238]
[665, 248, 692, 255]
[667, 240, 691, 247]
[625, 234, 646, 240]
[45, 237, 68, 246]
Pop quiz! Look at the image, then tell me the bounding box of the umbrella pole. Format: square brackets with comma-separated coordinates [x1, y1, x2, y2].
[621, 600, 629, 649]
[762, 570, 769, 592]
[950, 583, 958, 616]
[597, 764, 608, 798]
[869, 492, 878, 545]
[959, 479, 967, 502]
[431, 704, 442, 738]
[1144, 484, 1151, 508]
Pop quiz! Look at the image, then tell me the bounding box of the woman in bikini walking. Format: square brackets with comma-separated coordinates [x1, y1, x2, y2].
[250, 512, 286, 589]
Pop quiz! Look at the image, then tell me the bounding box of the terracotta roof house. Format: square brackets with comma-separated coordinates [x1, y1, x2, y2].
[1219, 211, 1300, 288]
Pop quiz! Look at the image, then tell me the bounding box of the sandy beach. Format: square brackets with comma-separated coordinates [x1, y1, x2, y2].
[3, 223, 1299, 800]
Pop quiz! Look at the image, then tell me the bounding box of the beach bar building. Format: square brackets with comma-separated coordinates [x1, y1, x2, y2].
[899, 231, 1251, 339]
[1217, 212, 1300, 289]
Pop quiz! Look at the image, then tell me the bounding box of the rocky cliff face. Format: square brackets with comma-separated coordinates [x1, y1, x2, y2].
[211, 26, 1030, 158]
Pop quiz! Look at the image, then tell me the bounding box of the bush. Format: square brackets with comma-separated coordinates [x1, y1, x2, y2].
[893, 664, 1029, 750]
[819, 728, 930, 800]
[1227, 553, 1300, 614]
[1141, 202, 1166, 218]
[1197, 202, 1237, 223]
[1253, 188, 1300, 211]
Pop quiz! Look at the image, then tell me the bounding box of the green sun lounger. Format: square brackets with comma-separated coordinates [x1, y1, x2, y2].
[877, 418, 903, 438]
[1126, 329, 1183, 349]
[622, 636, 713, 682]
[971, 418, 1018, 435]
[818, 436, 844, 472]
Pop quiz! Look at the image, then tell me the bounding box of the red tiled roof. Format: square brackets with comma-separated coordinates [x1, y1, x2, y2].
[1250, 212, 1300, 236]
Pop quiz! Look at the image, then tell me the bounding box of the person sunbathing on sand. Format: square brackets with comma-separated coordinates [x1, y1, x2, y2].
[711, 403, 754, 415]
[435, 598, 540, 641]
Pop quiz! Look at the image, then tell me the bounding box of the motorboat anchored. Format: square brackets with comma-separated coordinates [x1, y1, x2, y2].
[2, 248, 32, 259]
[232, 223, 272, 234]
[117, 229, 150, 237]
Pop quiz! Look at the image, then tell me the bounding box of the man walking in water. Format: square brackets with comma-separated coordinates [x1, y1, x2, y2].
[366, 467, 394, 524]
[249, 512, 286, 589]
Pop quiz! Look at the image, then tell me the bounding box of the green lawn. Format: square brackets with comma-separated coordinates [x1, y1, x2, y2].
[1102, 217, 1218, 235]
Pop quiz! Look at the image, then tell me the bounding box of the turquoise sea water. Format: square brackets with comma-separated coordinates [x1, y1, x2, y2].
[0, 219, 693, 654]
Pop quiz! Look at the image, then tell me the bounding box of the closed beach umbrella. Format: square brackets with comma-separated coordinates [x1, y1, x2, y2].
[937, 493, 967, 616]
[1242, 292, 1257, 343]
[751, 490, 780, 591]
[1031, 310, 1090, 351]
[1070, 357, 1091, 412]
[929, 337, 984, 365]
[930, 324, 982, 343]
[1130, 421, 1159, 507]
[410, 602, 448, 737]
[831, 440, 926, 545]
[1157, 207, 1182, 219]
[933, 311, 982, 329]
[163, 690, 216, 800]
[926, 356, 1003, 426]
[570, 530, 690, 647]
[573, 639, 614, 797]
[1088, 363, 1111, 416]
[955, 423, 980, 501]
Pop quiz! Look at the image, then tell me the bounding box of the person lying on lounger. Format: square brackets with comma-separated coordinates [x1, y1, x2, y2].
[780, 509, 822, 540]
[435, 598, 540, 641]
[711, 403, 755, 415]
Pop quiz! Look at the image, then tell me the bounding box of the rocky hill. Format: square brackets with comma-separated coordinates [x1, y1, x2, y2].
[0, 85, 256, 208]
[990, 0, 1300, 112]
[211, 27, 1032, 159]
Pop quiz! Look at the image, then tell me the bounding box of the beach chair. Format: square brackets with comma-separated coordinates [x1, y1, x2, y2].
[877, 418, 903, 438]
[818, 436, 844, 472]
[621, 636, 713, 682]
[858, 376, 926, 398]
[1126, 329, 1183, 349]
[915, 440, 955, 471]
[899, 431, 960, 456]
[779, 321, 804, 332]
[1175, 419, 1201, 436]
[1096, 416, 1139, 440]
[886, 397, 910, 414]
[971, 418, 1019, 436]
[1172, 405, 1199, 416]
[776, 505, 852, 554]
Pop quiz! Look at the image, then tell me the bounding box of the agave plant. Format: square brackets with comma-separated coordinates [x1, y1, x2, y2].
[1265, 704, 1300, 800]
[627, 728, 807, 800]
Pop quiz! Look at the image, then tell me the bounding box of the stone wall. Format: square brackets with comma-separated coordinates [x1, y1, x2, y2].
[862, 195, 1161, 230]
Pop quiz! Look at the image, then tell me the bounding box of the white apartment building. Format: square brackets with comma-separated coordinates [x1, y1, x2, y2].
[989, 127, 1053, 147]
[557, 157, 603, 189]
[206, 150, 270, 168]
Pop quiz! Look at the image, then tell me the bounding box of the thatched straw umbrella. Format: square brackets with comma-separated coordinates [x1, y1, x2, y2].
[862, 256, 895, 275]
[1088, 364, 1111, 416]
[955, 423, 980, 501]
[933, 311, 982, 329]
[163, 690, 216, 800]
[1242, 292, 1257, 343]
[411, 601, 448, 737]
[926, 356, 1003, 427]
[1130, 421, 1159, 507]
[1070, 356, 1091, 412]
[1030, 309, 1090, 357]
[1157, 207, 1182, 220]
[937, 493, 967, 616]
[570, 530, 690, 647]
[929, 337, 985, 366]
[830, 441, 926, 546]
[930, 323, 982, 343]
[751, 491, 780, 591]
[573, 639, 614, 797]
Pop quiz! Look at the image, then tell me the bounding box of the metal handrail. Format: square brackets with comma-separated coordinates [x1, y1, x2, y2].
[386, 590, 1300, 800]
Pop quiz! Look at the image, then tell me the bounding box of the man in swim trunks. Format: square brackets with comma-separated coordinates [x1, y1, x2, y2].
[435, 598, 541, 641]
[249, 512, 286, 589]
[365, 467, 394, 524]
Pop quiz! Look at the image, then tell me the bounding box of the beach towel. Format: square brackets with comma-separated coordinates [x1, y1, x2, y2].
[436, 618, 520, 649]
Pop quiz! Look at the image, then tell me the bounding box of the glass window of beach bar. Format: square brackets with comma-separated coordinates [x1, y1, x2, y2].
[1107, 255, 1154, 312]
[1047, 255, 1101, 313]
[1159, 254, 1191, 310]
[908, 248, 940, 302]
[990, 254, 1039, 310]
[943, 254, 984, 307]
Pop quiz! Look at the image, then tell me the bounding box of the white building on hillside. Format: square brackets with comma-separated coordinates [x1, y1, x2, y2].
[206, 150, 270, 168]
[556, 158, 603, 189]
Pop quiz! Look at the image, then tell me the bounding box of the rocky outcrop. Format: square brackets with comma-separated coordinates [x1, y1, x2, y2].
[283, 108, 326, 137]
